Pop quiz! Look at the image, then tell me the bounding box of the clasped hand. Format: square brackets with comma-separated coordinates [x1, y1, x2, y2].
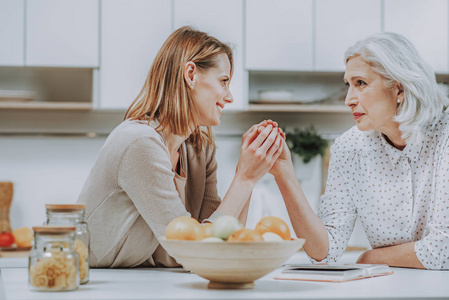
[236, 120, 291, 184]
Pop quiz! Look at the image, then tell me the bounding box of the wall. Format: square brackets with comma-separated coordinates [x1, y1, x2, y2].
[0, 110, 370, 248]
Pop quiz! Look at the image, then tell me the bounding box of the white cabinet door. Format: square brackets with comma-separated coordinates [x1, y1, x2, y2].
[26, 0, 99, 67]
[0, 0, 24, 66]
[315, 0, 381, 71]
[99, 0, 171, 110]
[246, 0, 313, 71]
[384, 0, 448, 73]
[174, 0, 247, 110]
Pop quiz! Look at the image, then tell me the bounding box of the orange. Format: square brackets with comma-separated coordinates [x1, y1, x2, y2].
[165, 216, 203, 241]
[227, 228, 263, 242]
[255, 216, 291, 240]
[12, 227, 33, 247]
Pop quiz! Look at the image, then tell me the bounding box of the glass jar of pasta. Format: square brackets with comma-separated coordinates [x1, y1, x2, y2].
[45, 204, 89, 284]
[29, 226, 79, 291]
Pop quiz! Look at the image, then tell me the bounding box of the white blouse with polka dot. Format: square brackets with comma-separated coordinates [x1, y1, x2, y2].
[316, 112, 449, 269]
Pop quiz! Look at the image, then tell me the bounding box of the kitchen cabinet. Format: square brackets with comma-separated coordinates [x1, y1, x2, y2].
[25, 0, 99, 67]
[0, 0, 24, 66]
[315, 0, 381, 71]
[174, 0, 247, 110]
[246, 0, 313, 71]
[0, 67, 94, 110]
[384, 0, 448, 73]
[2, 1, 449, 114]
[98, 0, 171, 110]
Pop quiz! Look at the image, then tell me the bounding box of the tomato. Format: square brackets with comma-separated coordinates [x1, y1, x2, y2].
[255, 216, 291, 240]
[165, 216, 203, 241]
[0, 232, 15, 247]
[227, 228, 263, 242]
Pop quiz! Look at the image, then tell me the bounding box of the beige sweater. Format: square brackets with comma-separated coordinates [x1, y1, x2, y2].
[77, 119, 222, 268]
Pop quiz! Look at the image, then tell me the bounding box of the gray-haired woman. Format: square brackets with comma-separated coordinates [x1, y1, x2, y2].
[268, 32, 449, 270]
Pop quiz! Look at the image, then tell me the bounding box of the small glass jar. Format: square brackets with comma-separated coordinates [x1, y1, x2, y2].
[29, 226, 79, 291]
[45, 204, 89, 284]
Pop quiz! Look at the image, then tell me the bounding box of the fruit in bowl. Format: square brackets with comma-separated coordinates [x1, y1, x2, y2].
[255, 216, 291, 240]
[160, 215, 305, 289]
[165, 216, 203, 241]
[211, 215, 243, 240]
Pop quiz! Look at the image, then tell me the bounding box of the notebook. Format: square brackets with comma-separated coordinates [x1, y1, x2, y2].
[274, 263, 393, 282]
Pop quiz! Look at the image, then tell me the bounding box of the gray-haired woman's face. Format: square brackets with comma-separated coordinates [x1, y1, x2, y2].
[344, 56, 402, 133]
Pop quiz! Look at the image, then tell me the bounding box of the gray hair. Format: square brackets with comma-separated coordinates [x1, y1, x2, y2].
[344, 32, 449, 143]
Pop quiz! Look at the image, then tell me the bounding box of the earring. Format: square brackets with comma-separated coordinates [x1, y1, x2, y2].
[397, 99, 401, 104]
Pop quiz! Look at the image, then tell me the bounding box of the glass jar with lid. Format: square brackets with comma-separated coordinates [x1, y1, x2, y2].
[29, 226, 79, 291]
[45, 204, 89, 284]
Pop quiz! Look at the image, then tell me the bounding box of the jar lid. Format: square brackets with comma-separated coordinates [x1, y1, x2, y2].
[33, 226, 76, 234]
[45, 204, 86, 212]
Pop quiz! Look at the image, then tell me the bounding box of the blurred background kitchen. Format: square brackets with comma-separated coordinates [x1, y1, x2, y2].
[2, 0, 449, 250]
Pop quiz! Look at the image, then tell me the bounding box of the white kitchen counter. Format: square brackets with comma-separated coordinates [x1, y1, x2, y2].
[1, 251, 448, 300]
[0, 257, 27, 268]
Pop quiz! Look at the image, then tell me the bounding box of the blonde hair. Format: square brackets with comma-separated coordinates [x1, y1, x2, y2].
[345, 32, 449, 143]
[125, 26, 234, 154]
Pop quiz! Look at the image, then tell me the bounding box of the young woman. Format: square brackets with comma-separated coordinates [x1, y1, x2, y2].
[268, 32, 449, 270]
[77, 26, 283, 268]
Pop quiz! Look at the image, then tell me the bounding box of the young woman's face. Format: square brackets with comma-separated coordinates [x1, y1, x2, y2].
[190, 53, 233, 127]
[344, 56, 400, 133]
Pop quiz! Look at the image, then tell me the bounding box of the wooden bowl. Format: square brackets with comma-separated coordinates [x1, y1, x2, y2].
[158, 237, 305, 289]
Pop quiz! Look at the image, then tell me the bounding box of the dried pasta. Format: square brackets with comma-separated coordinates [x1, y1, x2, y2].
[30, 251, 77, 290]
[74, 239, 89, 281]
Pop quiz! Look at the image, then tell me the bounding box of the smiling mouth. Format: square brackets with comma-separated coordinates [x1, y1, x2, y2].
[353, 113, 365, 120]
[217, 104, 224, 112]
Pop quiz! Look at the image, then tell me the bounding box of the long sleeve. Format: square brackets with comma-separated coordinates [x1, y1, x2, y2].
[306, 115, 449, 267]
[313, 143, 357, 263]
[199, 145, 222, 223]
[79, 120, 224, 267]
[415, 150, 449, 269]
[118, 136, 190, 241]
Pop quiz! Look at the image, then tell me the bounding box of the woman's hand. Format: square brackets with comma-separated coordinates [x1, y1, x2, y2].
[218, 120, 282, 222]
[235, 121, 283, 185]
[256, 120, 285, 139]
[269, 139, 294, 178]
[255, 121, 293, 178]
